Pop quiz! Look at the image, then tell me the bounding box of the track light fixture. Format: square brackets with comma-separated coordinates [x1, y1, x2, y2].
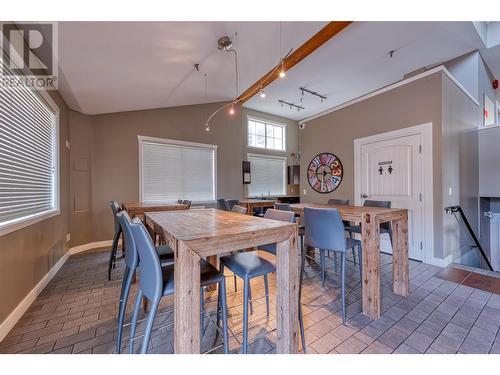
[299, 87, 327, 102]
[278, 99, 304, 112]
[259, 87, 266, 98]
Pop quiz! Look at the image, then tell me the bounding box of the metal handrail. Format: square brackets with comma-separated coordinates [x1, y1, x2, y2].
[444, 205, 493, 271]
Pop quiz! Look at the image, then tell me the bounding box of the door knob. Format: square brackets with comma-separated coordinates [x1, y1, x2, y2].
[361, 194, 369, 198]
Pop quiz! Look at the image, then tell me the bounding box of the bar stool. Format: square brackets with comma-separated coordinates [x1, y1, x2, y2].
[220, 209, 305, 353]
[108, 201, 122, 281]
[127, 219, 230, 354]
[344, 200, 393, 244]
[303, 207, 362, 323]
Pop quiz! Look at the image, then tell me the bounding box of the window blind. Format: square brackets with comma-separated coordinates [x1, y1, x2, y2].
[141, 138, 216, 202]
[0, 61, 57, 230]
[248, 154, 286, 197]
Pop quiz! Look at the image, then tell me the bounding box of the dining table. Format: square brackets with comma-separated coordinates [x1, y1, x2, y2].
[238, 198, 277, 215]
[144, 208, 299, 354]
[121, 201, 189, 219]
[289, 203, 409, 320]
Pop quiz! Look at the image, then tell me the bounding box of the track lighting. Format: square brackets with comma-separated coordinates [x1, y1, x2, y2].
[278, 99, 304, 112]
[229, 103, 235, 115]
[279, 60, 286, 78]
[259, 88, 266, 98]
[205, 123, 210, 132]
[299, 87, 327, 102]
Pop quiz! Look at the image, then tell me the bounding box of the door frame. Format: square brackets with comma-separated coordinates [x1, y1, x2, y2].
[354, 122, 434, 265]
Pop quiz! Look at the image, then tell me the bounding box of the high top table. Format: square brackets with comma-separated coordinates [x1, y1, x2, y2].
[145, 208, 299, 354]
[289, 203, 409, 320]
[238, 199, 276, 215]
[122, 202, 189, 219]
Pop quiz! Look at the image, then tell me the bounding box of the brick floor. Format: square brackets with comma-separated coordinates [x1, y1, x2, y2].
[1, 248, 500, 354]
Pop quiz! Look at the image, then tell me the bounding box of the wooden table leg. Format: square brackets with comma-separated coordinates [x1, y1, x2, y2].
[246, 203, 253, 215]
[275, 227, 299, 353]
[174, 241, 201, 353]
[361, 213, 381, 319]
[392, 214, 409, 297]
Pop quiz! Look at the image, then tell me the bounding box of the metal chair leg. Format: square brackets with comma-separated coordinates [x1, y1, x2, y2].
[219, 278, 229, 354]
[200, 287, 205, 336]
[340, 252, 346, 324]
[263, 274, 270, 318]
[248, 282, 253, 315]
[320, 249, 326, 287]
[352, 248, 357, 266]
[116, 266, 133, 353]
[242, 277, 250, 354]
[298, 244, 307, 353]
[108, 229, 120, 280]
[357, 244, 363, 280]
[128, 290, 143, 354]
[333, 252, 338, 272]
[140, 299, 159, 354]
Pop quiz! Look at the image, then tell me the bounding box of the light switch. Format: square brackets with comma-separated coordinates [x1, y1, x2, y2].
[303, 189, 307, 195]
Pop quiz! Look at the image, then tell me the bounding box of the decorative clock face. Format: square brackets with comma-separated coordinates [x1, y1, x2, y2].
[307, 153, 343, 193]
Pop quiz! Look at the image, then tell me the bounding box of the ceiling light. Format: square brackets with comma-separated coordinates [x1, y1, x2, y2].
[205, 123, 210, 132]
[259, 88, 266, 98]
[229, 103, 235, 115]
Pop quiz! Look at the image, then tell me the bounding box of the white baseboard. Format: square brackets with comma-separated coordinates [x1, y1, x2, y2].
[427, 254, 453, 268]
[0, 240, 116, 344]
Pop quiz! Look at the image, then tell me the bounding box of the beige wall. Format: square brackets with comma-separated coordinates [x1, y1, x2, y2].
[242, 108, 300, 197]
[0, 91, 70, 323]
[69, 102, 298, 244]
[299, 72, 444, 257]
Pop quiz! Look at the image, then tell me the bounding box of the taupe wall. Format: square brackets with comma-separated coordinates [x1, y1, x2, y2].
[299, 72, 444, 257]
[441, 74, 480, 260]
[69, 102, 298, 244]
[0, 91, 70, 323]
[242, 108, 300, 197]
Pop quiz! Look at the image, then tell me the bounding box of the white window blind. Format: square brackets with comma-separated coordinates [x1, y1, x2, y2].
[0, 61, 58, 234]
[248, 154, 286, 197]
[140, 137, 216, 202]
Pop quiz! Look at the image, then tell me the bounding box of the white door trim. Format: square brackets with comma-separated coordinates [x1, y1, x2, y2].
[354, 122, 435, 266]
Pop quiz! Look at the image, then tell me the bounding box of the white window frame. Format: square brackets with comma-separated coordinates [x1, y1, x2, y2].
[0, 56, 60, 237]
[247, 116, 286, 152]
[138, 136, 217, 203]
[247, 153, 287, 197]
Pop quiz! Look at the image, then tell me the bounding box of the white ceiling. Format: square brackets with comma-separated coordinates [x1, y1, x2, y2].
[246, 21, 485, 120]
[56, 21, 487, 118]
[57, 21, 326, 114]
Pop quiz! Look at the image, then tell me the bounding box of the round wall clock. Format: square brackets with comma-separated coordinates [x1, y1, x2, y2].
[307, 153, 343, 193]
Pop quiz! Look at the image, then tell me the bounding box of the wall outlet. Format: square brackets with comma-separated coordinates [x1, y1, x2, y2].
[66, 233, 71, 243]
[303, 189, 307, 195]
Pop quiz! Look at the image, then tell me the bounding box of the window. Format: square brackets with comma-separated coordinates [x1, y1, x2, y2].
[247, 154, 286, 197]
[139, 136, 216, 202]
[0, 61, 59, 236]
[248, 117, 285, 151]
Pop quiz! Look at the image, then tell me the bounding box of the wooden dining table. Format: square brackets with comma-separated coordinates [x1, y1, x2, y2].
[238, 199, 277, 215]
[290, 203, 409, 320]
[144, 208, 299, 354]
[122, 201, 189, 219]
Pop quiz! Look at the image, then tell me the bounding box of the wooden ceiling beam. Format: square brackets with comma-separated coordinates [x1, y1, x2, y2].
[236, 21, 352, 104]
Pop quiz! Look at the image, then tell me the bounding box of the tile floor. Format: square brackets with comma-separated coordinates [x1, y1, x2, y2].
[1, 248, 500, 354]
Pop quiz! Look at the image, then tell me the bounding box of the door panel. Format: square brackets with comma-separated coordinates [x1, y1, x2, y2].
[360, 134, 423, 261]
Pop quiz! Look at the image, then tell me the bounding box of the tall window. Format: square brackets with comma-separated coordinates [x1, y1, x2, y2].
[248, 117, 285, 151]
[0, 61, 59, 236]
[139, 136, 216, 202]
[247, 154, 286, 197]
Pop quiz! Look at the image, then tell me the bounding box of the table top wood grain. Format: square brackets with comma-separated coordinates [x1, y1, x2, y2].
[145, 208, 296, 257]
[122, 202, 189, 218]
[289, 203, 407, 223]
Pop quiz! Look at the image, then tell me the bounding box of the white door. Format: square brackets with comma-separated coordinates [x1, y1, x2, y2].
[358, 133, 424, 261]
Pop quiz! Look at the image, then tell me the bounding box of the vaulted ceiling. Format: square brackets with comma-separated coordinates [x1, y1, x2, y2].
[56, 21, 488, 119]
